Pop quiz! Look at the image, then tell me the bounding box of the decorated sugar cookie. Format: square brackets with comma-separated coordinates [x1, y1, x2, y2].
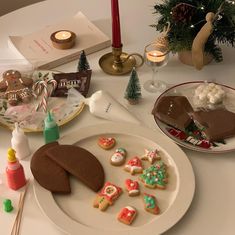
[117, 206, 137, 225]
[139, 161, 168, 189]
[124, 156, 143, 175]
[98, 137, 116, 150]
[143, 193, 160, 214]
[141, 149, 160, 164]
[93, 182, 122, 211]
[110, 148, 127, 166]
[125, 179, 140, 196]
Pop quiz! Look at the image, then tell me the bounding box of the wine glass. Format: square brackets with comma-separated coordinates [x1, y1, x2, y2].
[143, 43, 169, 93]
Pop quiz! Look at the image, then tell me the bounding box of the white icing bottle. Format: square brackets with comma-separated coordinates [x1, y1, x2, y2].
[11, 123, 31, 160]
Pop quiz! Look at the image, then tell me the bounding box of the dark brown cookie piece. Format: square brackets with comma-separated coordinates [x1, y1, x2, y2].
[46, 145, 105, 192]
[30, 142, 71, 194]
[192, 108, 235, 141]
[152, 95, 193, 130]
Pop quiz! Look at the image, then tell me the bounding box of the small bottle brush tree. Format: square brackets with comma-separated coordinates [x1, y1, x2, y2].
[77, 50, 90, 72]
[124, 67, 142, 105]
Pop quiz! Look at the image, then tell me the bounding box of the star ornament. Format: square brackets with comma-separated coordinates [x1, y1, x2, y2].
[141, 149, 160, 164]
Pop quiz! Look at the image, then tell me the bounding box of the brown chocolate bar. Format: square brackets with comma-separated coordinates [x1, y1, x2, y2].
[52, 70, 91, 97]
[192, 108, 235, 141]
[152, 96, 193, 130]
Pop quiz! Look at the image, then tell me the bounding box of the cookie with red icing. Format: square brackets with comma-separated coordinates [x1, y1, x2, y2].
[143, 193, 160, 214]
[117, 206, 137, 225]
[125, 179, 140, 196]
[110, 148, 127, 166]
[124, 156, 143, 175]
[139, 161, 168, 189]
[98, 137, 116, 150]
[93, 182, 122, 211]
[141, 149, 161, 164]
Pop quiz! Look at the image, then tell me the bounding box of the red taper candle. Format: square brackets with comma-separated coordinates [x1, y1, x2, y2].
[111, 0, 122, 48]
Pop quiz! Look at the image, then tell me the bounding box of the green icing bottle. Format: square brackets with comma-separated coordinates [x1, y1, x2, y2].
[43, 111, 60, 144]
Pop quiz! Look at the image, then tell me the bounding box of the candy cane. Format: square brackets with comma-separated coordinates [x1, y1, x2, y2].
[47, 79, 57, 97]
[32, 74, 57, 112]
[35, 80, 48, 112]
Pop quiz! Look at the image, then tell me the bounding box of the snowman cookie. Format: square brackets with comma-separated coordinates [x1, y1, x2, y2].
[110, 148, 127, 166]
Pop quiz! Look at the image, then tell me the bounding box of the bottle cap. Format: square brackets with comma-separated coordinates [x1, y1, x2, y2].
[3, 199, 14, 212]
[12, 122, 24, 138]
[7, 148, 17, 163]
[44, 111, 56, 129]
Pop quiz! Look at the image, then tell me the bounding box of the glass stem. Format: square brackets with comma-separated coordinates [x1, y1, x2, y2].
[151, 67, 159, 87]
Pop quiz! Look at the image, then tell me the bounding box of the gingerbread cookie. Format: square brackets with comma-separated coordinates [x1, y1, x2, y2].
[141, 149, 160, 164]
[0, 70, 33, 106]
[93, 182, 122, 211]
[110, 148, 127, 166]
[143, 193, 160, 214]
[117, 206, 137, 225]
[124, 156, 143, 175]
[139, 161, 168, 189]
[125, 179, 140, 196]
[98, 137, 116, 150]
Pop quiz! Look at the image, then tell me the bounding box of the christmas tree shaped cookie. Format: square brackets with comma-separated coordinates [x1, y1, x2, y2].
[139, 161, 168, 189]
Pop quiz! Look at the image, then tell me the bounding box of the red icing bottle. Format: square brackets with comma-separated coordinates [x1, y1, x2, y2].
[6, 148, 27, 190]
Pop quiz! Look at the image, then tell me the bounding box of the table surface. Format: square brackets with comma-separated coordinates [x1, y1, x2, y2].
[0, 0, 235, 234]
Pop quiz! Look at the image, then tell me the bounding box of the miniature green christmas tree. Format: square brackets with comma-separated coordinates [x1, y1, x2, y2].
[124, 67, 142, 105]
[77, 50, 90, 72]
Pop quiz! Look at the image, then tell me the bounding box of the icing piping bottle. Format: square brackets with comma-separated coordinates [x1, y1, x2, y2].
[11, 123, 31, 160]
[43, 111, 60, 144]
[6, 148, 27, 190]
[83, 90, 140, 124]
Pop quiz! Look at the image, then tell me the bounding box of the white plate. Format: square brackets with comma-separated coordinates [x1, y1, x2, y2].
[153, 81, 235, 153]
[0, 70, 84, 132]
[33, 123, 195, 235]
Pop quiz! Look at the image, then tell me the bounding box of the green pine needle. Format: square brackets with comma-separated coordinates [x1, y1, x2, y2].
[152, 0, 235, 62]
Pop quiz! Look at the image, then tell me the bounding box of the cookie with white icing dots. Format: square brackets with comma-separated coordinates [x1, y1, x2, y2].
[98, 137, 116, 150]
[141, 148, 161, 164]
[143, 193, 160, 215]
[117, 206, 137, 225]
[93, 182, 122, 211]
[139, 161, 168, 189]
[110, 148, 127, 166]
[124, 156, 143, 175]
[125, 179, 140, 196]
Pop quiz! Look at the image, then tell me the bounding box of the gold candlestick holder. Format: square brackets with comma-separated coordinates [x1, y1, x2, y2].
[99, 45, 144, 75]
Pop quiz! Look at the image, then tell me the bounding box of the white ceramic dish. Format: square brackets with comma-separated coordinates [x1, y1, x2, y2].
[0, 70, 84, 132]
[153, 81, 235, 153]
[33, 123, 195, 235]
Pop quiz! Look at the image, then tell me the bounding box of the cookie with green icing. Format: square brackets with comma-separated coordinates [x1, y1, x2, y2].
[139, 161, 168, 189]
[143, 193, 160, 214]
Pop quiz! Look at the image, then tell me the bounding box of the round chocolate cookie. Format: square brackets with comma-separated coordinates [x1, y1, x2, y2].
[46, 145, 105, 192]
[30, 142, 71, 194]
